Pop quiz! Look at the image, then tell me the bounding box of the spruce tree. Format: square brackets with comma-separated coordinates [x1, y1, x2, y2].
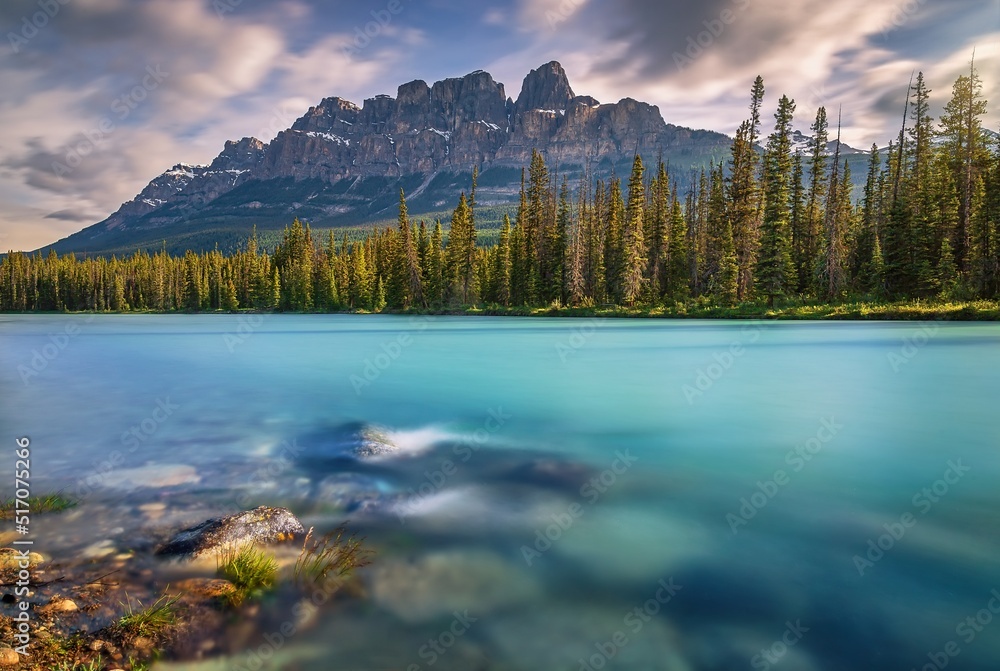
[755, 95, 797, 306]
[622, 156, 647, 306]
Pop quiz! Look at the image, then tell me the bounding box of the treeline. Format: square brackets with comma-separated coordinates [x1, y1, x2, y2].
[1, 64, 998, 313]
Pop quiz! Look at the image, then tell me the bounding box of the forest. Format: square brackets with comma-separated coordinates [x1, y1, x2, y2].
[2, 63, 997, 316]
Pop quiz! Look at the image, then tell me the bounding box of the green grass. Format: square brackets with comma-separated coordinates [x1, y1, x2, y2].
[294, 526, 373, 588]
[55, 660, 103, 671]
[113, 594, 178, 639]
[217, 544, 278, 605]
[385, 298, 1000, 321]
[0, 493, 76, 518]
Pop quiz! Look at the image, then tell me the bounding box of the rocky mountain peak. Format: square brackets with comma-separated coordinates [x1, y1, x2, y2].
[515, 61, 575, 114]
[57, 61, 734, 252]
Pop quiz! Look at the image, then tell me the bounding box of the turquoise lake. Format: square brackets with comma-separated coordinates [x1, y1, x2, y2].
[2, 315, 999, 670]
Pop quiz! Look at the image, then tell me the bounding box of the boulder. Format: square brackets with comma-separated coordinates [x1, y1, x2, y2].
[299, 422, 399, 461]
[156, 506, 305, 558]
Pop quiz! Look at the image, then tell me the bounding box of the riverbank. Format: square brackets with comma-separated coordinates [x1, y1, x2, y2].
[3, 299, 1000, 320]
[435, 299, 1000, 320]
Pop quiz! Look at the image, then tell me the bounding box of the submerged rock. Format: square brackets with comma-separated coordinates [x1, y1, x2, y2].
[352, 425, 398, 458]
[298, 422, 399, 461]
[168, 578, 237, 603]
[156, 506, 305, 558]
[316, 474, 397, 513]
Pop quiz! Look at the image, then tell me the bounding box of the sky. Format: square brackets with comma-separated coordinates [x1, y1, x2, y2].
[0, 0, 997, 251]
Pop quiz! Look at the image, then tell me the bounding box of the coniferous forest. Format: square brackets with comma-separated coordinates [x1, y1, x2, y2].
[3, 66, 998, 316]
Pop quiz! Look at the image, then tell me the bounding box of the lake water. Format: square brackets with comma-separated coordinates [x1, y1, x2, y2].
[2, 315, 999, 671]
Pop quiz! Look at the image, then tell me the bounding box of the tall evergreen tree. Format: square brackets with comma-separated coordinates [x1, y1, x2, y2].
[756, 95, 797, 306]
[621, 156, 647, 305]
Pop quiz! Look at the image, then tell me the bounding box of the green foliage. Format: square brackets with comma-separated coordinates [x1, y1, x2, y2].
[2, 63, 997, 315]
[0, 493, 76, 518]
[294, 526, 374, 588]
[216, 544, 278, 606]
[113, 594, 178, 640]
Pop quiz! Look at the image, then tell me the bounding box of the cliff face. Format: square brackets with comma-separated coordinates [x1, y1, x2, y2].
[50, 61, 733, 254]
[99, 137, 266, 231]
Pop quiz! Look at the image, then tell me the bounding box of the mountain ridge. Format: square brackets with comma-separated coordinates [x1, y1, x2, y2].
[43, 62, 734, 255]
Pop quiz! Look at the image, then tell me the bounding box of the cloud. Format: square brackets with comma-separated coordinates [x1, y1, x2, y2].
[0, 0, 994, 251]
[44, 209, 95, 222]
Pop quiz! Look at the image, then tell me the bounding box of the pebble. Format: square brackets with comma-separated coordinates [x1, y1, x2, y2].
[81, 540, 116, 559]
[0, 648, 17, 666]
[169, 578, 236, 601]
[133, 636, 155, 652]
[139, 502, 167, 520]
[41, 598, 78, 614]
[0, 550, 44, 569]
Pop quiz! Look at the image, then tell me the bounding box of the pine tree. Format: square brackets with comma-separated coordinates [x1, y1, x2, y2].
[756, 95, 797, 306]
[604, 178, 625, 303]
[822, 112, 846, 299]
[621, 156, 647, 306]
[445, 193, 477, 304]
[667, 185, 690, 300]
[493, 214, 512, 305]
[789, 151, 808, 291]
[646, 160, 669, 300]
[427, 221, 445, 307]
[730, 76, 766, 299]
[802, 107, 829, 292]
[548, 178, 571, 304]
[939, 58, 989, 272]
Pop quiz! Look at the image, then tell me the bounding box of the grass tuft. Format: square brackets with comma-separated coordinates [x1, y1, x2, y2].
[113, 593, 178, 640]
[0, 493, 76, 518]
[55, 660, 103, 671]
[216, 544, 278, 606]
[294, 526, 373, 588]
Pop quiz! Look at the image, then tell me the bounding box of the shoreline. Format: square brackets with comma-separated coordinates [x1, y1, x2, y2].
[2, 299, 999, 321]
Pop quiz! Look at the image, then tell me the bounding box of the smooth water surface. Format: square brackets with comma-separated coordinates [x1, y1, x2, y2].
[1, 315, 999, 670]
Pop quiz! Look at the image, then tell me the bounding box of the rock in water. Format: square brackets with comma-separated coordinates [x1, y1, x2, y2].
[352, 426, 398, 458]
[156, 506, 305, 558]
[298, 422, 399, 461]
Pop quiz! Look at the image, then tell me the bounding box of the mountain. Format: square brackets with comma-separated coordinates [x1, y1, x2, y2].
[788, 129, 867, 157]
[43, 61, 732, 256]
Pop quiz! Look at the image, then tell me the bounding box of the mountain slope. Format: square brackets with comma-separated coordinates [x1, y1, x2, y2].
[44, 61, 733, 256]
